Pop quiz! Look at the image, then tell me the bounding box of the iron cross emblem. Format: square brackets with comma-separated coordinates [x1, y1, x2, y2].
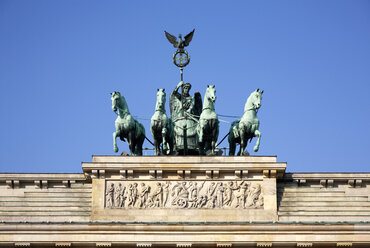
[173, 50, 190, 68]
[164, 29, 195, 68]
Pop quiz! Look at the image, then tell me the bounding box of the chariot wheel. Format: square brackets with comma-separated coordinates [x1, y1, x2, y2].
[177, 198, 188, 208]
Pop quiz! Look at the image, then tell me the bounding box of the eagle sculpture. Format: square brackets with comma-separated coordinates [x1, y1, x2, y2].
[164, 29, 195, 52]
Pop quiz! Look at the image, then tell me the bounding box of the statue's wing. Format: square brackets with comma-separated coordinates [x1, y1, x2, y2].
[164, 31, 178, 48]
[193, 91, 202, 119]
[184, 29, 195, 47]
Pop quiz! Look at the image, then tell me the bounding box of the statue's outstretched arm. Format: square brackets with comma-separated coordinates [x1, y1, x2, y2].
[173, 81, 184, 93]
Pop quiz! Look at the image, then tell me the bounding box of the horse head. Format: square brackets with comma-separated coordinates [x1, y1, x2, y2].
[206, 85, 216, 103]
[250, 89, 263, 110]
[156, 88, 166, 110]
[110, 91, 121, 113]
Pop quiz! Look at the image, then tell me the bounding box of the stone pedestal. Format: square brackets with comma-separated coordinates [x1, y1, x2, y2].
[82, 156, 286, 222]
[2, 155, 370, 247]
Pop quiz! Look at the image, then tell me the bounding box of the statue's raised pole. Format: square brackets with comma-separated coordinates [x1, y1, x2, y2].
[183, 123, 188, 155]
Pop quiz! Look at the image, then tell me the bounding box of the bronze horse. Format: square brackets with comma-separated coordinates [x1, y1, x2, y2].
[197, 85, 219, 155]
[228, 89, 263, 156]
[150, 89, 174, 155]
[111, 91, 145, 156]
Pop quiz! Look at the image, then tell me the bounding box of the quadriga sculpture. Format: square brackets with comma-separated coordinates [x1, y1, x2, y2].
[197, 85, 219, 155]
[228, 89, 263, 156]
[111, 91, 145, 156]
[150, 89, 174, 155]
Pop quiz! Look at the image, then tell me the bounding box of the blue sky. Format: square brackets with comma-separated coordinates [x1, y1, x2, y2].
[0, 1, 369, 173]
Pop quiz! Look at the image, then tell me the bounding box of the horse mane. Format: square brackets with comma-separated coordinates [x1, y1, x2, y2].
[118, 93, 130, 114]
[244, 91, 255, 113]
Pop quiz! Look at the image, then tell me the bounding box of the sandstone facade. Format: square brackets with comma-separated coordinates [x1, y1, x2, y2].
[0, 156, 369, 247]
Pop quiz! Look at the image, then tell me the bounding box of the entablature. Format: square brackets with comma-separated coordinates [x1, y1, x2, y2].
[82, 156, 287, 180]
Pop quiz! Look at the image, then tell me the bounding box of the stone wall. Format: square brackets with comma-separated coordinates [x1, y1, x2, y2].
[0, 173, 90, 222]
[278, 173, 370, 222]
[0, 156, 369, 247]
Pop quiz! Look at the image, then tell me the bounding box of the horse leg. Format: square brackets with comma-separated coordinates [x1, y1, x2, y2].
[127, 131, 135, 156]
[162, 127, 168, 154]
[237, 144, 242, 156]
[133, 138, 139, 156]
[167, 132, 174, 155]
[198, 119, 205, 143]
[199, 141, 205, 155]
[241, 141, 248, 156]
[211, 140, 216, 155]
[153, 137, 159, 156]
[157, 137, 161, 156]
[239, 127, 245, 156]
[229, 140, 236, 156]
[253, 130, 261, 152]
[113, 130, 120, 153]
[211, 121, 219, 155]
[151, 125, 159, 156]
[228, 132, 236, 156]
[137, 134, 144, 156]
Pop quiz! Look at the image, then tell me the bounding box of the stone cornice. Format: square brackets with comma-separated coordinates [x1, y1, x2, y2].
[82, 156, 287, 180]
[282, 173, 370, 187]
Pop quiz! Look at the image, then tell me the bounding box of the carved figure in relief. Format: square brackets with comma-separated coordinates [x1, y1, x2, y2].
[188, 181, 205, 208]
[145, 195, 155, 208]
[224, 181, 240, 207]
[189, 181, 205, 201]
[215, 182, 224, 208]
[234, 181, 248, 208]
[114, 183, 123, 207]
[179, 182, 190, 199]
[255, 184, 264, 208]
[206, 182, 216, 208]
[196, 195, 208, 208]
[256, 193, 264, 208]
[163, 181, 170, 207]
[119, 184, 126, 208]
[171, 182, 181, 197]
[106, 183, 115, 208]
[246, 183, 263, 208]
[171, 182, 191, 208]
[152, 182, 163, 207]
[127, 183, 138, 207]
[139, 183, 150, 208]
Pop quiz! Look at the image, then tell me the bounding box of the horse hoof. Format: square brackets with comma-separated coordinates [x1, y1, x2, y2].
[242, 151, 250, 156]
[253, 146, 259, 152]
[114, 146, 119, 153]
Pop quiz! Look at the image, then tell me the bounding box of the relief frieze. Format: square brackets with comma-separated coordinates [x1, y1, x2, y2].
[105, 180, 263, 209]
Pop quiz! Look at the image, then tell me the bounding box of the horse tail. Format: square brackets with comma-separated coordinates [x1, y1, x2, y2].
[228, 120, 240, 142]
[133, 120, 145, 143]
